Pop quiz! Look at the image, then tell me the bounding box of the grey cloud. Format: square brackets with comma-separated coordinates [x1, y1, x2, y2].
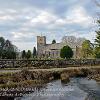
[0, 0, 98, 50]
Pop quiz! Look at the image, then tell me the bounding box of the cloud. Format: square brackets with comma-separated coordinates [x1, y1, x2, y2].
[11, 31, 39, 40]
[0, 0, 98, 51]
[12, 32, 27, 39]
[55, 6, 94, 28]
[31, 11, 57, 24]
[0, 15, 14, 21]
[66, 6, 93, 27]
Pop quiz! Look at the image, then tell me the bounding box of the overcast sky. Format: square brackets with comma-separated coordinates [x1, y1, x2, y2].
[0, 0, 99, 51]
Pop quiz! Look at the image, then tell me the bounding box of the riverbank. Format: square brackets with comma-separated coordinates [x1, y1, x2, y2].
[0, 66, 100, 89]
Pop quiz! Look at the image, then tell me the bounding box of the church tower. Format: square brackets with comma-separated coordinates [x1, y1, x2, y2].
[37, 36, 46, 57]
[37, 36, 46, 46]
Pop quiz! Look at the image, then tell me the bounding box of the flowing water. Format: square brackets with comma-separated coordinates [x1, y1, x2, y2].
[14, 78, 100, 100]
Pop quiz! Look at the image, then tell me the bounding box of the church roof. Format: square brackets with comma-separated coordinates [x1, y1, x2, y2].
[44, 42, 76, 51]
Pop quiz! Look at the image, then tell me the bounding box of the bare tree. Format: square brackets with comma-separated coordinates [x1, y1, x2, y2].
[93, 0, 100, 7]
[92, 0, 100, 18]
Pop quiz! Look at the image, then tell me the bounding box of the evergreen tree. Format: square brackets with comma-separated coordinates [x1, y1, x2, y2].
[94, 20, 100, 58]
[95, 20, 100, 47]
[52, 39, 56, 44]
[22, 50, 26, 59]
[0, 49, 2, 58]
[26, 50, 32, 59]
[0, 37, 5, 49]
[33, 47, 37, 58]
[60, 45, 73, 59]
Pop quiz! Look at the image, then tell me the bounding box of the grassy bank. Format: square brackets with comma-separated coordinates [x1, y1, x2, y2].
[0, 66, 99, 88]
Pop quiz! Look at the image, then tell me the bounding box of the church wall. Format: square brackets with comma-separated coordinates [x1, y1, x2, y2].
[37, 36, 83, 59]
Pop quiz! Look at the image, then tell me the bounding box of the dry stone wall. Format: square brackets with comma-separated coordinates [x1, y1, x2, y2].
[0, 59, 100, 68]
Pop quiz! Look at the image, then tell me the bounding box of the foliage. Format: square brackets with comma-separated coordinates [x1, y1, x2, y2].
[4, 40, 14, 51]
[52, 39, 56, 44]
[33, 47, 37, 58]
[60, 45, 73, 59]
[22, 50, 26, 59]
[1, 50, 16, 59]
[22, 50, 32, 59]
[82, 40, 94, 58]
[94, 20, 100, 58]
[94, 47, 100, 58]
[26, 50, 32, 59]
[0, 37, 17, 59]
[95, 20, 100, 47]
[0, 37, 5, 48]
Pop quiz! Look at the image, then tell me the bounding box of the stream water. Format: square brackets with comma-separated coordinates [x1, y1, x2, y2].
[14, 77, 100, 100]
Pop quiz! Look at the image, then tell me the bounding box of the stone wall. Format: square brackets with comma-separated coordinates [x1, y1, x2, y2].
[0, 59, 100, 68]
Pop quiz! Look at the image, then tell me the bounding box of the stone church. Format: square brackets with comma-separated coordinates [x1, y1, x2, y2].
[37, 36, 85, 58]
